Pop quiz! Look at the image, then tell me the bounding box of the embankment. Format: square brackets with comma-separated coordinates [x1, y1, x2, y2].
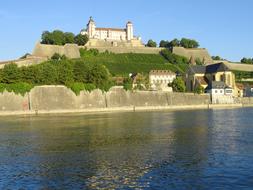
[0, 86, 251, 116]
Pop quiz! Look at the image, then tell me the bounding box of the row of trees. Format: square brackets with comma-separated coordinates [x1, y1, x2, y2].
[146, 38, 199, 49]
[241, 57, 253, 64]
[0, 57, 112, 93]
[41, 30, 89, 46]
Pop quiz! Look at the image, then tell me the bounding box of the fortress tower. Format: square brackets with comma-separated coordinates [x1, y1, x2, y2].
[126, 21, 133, 41]
[86, 16, 96, 39]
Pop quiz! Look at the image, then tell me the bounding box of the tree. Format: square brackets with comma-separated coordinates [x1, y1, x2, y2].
[56, 60, 74, 85]
[74, 34, 89, 46]
[241, 57, 253, 64]
[172, 77, 186, 92]
[2, 63, 21, 84]
[159, 40, 169, 48]
[180, 38, 199, 48]
[20, 65, 40, 84]
[37, 63, 58, 84]
[87, 63, 110, 89]
[41, 31, 53, 44]
[212, 56, 222, 60]
[64, 32, 75, 44]
[146, 39, 157, 47]
[73, 60, 89, 83]
[168, 38, 180, 48]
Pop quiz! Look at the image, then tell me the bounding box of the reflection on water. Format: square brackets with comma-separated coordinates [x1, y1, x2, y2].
[0, 108, 253, 189]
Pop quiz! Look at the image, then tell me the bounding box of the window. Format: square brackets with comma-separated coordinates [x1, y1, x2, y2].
[220, 90, 223, 93]
[215, 90, 218, 93]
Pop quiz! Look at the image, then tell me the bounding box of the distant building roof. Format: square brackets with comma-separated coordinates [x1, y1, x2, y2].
[149, 70, 176, 75]
[188, 65, 206, 74]
[188, 62, 230, 75]
[206, 62, 230, 73]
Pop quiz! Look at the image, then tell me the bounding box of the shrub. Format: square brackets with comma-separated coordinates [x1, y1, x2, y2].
[172, 77, 186, 92]
[146, 39, 157, 47]
[36, 62, 58, 84]
[56, 60, 74, 85]
[68, 82, 96, 95]
[0, 82, 33, 96]
[123, 78, 133, 91]
[73, 60, 89, 83]
[74, 34, 89, 46]
[2, 63, 21, 84]
[194, 86, 204, 94]
[87, 63, 110, 89]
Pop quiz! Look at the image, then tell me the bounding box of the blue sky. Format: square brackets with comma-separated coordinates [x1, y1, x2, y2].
[0, 0, 252, 61]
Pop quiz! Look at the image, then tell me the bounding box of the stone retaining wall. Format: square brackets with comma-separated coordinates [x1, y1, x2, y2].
[1, 86, 253, 115]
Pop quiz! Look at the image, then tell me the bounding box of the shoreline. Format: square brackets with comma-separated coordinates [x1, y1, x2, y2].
[0, 103, 252, 116]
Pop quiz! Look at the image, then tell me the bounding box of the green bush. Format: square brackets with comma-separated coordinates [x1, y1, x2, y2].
[68, 82, 96, 95]
[146, 39, 157, 47]
[0, 82, 33, 96]
[194, 86, 204, 94]
[123, 78, 133, 91]
[2, 63, 21, 84]
[74, 34, 89, 46]
[172, 77, 186, 92]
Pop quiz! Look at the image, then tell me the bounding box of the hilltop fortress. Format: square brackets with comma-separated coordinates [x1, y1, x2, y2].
[81, 17, 144, 48]
[29, 17, 213, 62]
[1, 16, 253, 73]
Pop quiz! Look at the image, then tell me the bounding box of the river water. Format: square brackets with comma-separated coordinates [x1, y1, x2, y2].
[0, 108, 253, 190]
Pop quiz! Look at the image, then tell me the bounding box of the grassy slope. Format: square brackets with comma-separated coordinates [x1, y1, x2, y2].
[79, 52, 189, 76]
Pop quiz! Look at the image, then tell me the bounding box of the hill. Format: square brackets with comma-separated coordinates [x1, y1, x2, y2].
[79, 48, 189, 76]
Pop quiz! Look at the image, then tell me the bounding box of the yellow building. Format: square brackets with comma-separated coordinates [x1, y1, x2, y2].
[186, 63, 239, 96]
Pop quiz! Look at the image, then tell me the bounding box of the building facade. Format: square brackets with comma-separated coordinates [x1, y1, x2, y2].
[149, 70, 176, 91]
[185, 63, 239, 96]
[81, 17, 137, 41]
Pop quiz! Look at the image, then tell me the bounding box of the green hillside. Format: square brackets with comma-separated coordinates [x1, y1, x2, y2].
[79, 49, 188, 76]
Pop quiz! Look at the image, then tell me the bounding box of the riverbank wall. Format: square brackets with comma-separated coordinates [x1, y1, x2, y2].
[0, 86, 251, 115]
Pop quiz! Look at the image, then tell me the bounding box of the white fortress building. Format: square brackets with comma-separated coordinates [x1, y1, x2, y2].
[81, 17, 144, 47]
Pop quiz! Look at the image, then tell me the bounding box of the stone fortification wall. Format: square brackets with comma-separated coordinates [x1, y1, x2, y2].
[0, 56, 47, 69]
[30, 86, 105, 111]
[32, 43, 80, 59]
[84, 46, 163, 54]
[2, 85, 253, 114]
[167, 93, 210, 105]
[213, 61, 253, 72]
[0, 86, 211, 114]
[236, 97, 253, 105]
[0, 91, 29, 111]
[85, 39, 144, 47]
[105, 87, 168, 107]
[172, 47, 213, 64]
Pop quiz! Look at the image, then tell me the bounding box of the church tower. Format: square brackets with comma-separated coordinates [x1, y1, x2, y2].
[126, 21, 133, 41]
[87, 16, 96, 38]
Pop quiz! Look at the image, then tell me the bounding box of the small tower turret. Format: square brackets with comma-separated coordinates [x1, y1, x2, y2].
[126, 21, 133, 41]
[87, 16, 96, 38]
